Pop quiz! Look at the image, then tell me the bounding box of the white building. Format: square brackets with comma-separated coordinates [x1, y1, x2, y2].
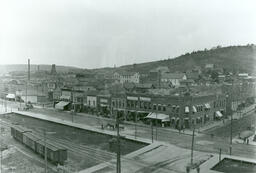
[161, 73, 187, 87]
[113, 71, 140, 84]
[87, 95, 97, 107]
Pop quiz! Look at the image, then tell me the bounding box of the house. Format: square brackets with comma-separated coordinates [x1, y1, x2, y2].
[134, 83, 155, 93]
[218, 75, 226, 82]
[186, 72, 200, 82]
[150, 66, 170, 74]
[238, 73, 249, 79]
[180, 79, 196, 87]
[113, 71, 140, 84]
[205, 64, 214, 70]
[161, 73, 187, 87]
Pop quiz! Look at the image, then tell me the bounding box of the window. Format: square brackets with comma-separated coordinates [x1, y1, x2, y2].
[131, 101, 134, 108]
[127, 101, 130, 108]
[158, 105, 161, 111]
[144, 102, 148, 109]
[149, 103, 152, 109]
[89, 100, 91, 106]
[153, 104, 156, 110]
[163, 106, 166, 111]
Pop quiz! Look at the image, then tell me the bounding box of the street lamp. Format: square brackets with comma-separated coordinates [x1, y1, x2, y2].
[43, 130, 56, 173]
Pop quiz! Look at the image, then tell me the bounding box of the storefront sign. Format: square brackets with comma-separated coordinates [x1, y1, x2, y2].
[140, 97, 151, 102]
[100, 98, 108, 103]
[127, 96, 138, 101]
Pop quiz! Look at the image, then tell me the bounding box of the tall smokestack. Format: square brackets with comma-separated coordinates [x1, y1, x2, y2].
[28, 59, 30, 81]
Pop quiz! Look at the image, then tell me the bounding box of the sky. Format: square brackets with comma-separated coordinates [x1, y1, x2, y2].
[0, 0, 256, 69]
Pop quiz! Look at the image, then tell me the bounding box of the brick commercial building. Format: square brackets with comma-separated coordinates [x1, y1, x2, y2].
[109, 92, 226, 129]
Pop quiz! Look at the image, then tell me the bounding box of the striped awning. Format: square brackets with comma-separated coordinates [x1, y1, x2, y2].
[192, 106, 197, 113]
[216, 111, 223, 117]
[205, 103, 211, 109]
[146, 112, 170, 122]
[185, 106, 189, 113]
[6, 93, 15, 99]
[55, 101, 70, 110]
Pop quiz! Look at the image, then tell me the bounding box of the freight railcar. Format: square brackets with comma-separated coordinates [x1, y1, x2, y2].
[11, 126, 31, 142]
[35, 140, 67, 165]
[11, 126, 67, 165]
[23, 132, 41, 151]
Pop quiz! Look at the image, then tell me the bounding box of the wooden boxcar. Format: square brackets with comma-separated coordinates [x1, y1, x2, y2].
[11, 126, 31, 142]
[11, 126, 67, 165]
[23, 132, 41, 151]
[35, 140, 67, 165]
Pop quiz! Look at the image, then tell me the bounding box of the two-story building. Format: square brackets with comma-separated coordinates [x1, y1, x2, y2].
[113, 71, 140, 84]
[161, 73, 187, 87]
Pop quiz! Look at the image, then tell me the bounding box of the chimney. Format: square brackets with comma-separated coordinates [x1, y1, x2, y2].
[28, 59, 30, 81]
[51, 64, 57, 75]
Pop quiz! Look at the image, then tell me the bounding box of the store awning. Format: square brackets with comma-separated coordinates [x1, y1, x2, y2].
[205, 103, 211, 109]
[240, 130, 254, 139]
[216, 111, 223, 117]
[55, 101, 70, 110]
[6, 93, 15, 99]
[192, 106, 197, 113]
[100, 104, 108, 107]
[185, 106, 189, 113]
[146, 112, 170, 122]
[60, 95, 71, 100]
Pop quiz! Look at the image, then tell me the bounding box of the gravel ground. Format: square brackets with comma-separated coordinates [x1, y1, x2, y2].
[0, 120, 56, 173]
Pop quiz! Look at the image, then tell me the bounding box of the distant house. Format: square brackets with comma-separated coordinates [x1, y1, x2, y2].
[150, 66, 170, 74]
[186, 72, 200, 82]
[218, 75, 226, 82]
[161, 73, 187, 87]
[113, 71, 140, 84]
[134, 83, 155, 93]
[205, 64, 214, 70]
[238, 73, 249, 79]
[180, 79, 196, 87]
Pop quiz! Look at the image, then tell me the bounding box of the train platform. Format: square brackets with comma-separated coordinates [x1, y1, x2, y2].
[80, 142, 214, 173]
[10, 110, 152, 145]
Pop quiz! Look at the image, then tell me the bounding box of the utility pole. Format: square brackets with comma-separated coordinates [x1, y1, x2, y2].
[44, 130, 47, 173]
[44, 130, 56, 173]
[135, 111, 137, 139]
[219, 148, 222, 161]
[116, 110, 121, 173]
[190, 128, 195, 165]
[230, 80, 234, 155]
[151, 120, 154, 143]
[155, 113, 158, 141]
[1, 120, 2, 173]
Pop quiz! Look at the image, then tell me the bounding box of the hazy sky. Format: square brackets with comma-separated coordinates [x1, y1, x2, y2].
[0, 0, 256, 69]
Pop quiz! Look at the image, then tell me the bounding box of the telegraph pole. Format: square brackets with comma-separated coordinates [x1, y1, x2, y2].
[1, 120, 2, 173]
[190, 128, 195, 165]
[116, 110, 121, 173]
[155, 113, 158, 141]
[135, 111, 137, 139]
[230, 80, 234, 155]
[44, 130, 47, 173]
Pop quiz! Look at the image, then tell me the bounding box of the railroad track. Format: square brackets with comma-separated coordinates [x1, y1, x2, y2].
[0, 119, 117, 165]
